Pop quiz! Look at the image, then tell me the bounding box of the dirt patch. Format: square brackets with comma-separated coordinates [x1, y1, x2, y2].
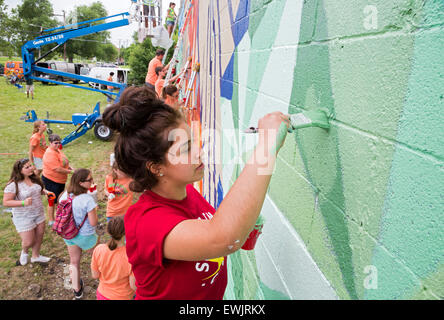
[0, 214, 110, 300]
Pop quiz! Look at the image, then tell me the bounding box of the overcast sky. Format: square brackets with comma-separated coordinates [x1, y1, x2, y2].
[4, 0, 180, 47]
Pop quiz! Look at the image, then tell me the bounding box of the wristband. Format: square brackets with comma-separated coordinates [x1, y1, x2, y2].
[21, 200, 25, 207]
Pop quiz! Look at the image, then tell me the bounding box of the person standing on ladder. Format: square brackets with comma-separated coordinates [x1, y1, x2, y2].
[166, 2, 177, 38]
[143, 0, 157, 29]
[145, 49, 170, 90]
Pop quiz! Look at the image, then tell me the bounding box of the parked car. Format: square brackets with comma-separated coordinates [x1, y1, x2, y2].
[88, 67, 130, 90]
[35, 61, 78, 84]
[78, 64, 97, 83]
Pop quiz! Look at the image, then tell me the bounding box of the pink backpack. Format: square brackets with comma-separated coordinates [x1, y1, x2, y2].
[52, 196, 88, 240]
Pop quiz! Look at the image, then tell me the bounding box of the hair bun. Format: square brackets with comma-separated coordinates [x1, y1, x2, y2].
[103, 86, 166, 134]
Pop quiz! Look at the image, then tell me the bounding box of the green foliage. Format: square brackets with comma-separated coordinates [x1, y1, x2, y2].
[0, 0, 14, 57]
[166, 40, 176, 63]
[126, 32, 177, 85]
[64, 2, 114, 63]
[0, 0, 58, 57]
[96, 43, 118, 63]
[127, 37, 157, 85]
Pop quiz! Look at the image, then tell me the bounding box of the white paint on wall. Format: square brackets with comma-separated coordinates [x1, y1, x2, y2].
[256, 195, 339, 299]
[254, 0, 304, 117]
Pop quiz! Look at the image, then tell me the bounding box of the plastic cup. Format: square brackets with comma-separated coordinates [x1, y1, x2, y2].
[47, 193, 56, 207]
[58, 144, 63, 150]
[241, 224, 263, 250]
[107, 186, 115, 194]
[89, 185, 97, 193]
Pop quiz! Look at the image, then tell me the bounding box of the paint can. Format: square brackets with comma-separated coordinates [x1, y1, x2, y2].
[241, 223, 263, 250]
[88, 184, 98, 204]
[47, 193, 56, 207]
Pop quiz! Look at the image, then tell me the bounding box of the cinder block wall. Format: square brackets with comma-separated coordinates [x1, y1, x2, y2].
[180, 0, 444, 299]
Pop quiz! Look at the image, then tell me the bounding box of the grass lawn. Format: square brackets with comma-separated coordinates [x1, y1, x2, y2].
[0, 73, 125, 299]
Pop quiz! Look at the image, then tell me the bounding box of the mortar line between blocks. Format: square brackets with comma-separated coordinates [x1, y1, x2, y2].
[332, 119, 444, 166]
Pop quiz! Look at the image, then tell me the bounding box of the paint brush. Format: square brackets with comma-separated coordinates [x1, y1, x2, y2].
[244, 109, 330, 133]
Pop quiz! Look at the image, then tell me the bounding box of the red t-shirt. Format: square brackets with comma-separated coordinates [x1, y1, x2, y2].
[125, 184, 227, 300]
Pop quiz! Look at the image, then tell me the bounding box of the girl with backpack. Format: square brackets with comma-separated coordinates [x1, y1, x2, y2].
[3, 158, 52, 265]
[102, 86, 289, 299]
[91, 217, 136, 300]
[59, 168, 98, 299]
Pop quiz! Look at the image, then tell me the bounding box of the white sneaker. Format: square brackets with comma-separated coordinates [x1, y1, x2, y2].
[20, 251, 29, 266]
[31, 255, 51, 263]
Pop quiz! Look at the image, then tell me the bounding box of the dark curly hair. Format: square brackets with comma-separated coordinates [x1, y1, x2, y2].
[6, 158, 44, 197]
[102, 86, 183, 192]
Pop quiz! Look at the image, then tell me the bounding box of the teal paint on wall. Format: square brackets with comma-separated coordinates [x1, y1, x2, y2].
[259, 282, 291, 300]
[285, 1, 360, 299]
[187, 0, 444, 300]
[367, 16, 444, 299]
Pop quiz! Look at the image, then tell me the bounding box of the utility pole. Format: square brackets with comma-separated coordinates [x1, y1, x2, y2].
[52, 11, 67, 61]
[118, 39, 121, 65]
[29, 23, 44, 58]
[62, 10, 67, 61]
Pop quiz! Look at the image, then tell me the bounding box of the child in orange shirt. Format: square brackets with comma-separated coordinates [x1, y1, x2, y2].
[91, 217, 136, 300]
[104, 162, 134, 220]
[28, 121, 48, 176]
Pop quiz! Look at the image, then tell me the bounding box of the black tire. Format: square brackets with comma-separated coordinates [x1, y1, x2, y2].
[94, 121, 113, 141]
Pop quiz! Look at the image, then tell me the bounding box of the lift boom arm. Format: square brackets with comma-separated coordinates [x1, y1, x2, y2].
[21, 12, 131, 102]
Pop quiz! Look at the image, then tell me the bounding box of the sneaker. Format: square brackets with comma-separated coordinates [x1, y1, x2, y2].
[31, 255, 51, 263]
[74, 279, 84, 300]
[48, 220, 54, 227]
[19, 251, 28, 266]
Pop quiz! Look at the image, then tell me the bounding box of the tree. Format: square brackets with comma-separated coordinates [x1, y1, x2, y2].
[0, 0, 15, 56]
[0, 0, 58, 57]
[127, 36, 155, 85]
[127, 31, 177, 85]
[14, 0, 58, 54]
[97, 43, 118, 63]
[64, 2, 114, 63]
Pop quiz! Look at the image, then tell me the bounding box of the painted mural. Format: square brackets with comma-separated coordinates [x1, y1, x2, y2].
[176, 0, 444, 300]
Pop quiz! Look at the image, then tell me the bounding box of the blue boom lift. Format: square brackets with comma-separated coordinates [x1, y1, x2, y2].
[20, 12, 131, 146]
